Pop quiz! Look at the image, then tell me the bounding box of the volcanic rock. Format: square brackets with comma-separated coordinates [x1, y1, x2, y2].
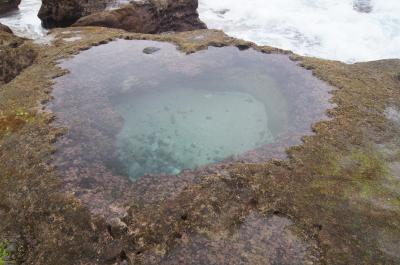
[0, 22, 12, 34]
[38, 0, 112, 28]
[0, 0, 21, 15]
[39, 0, 206, 33]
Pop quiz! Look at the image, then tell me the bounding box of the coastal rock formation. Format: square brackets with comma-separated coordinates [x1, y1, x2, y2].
[38, 0, 110, 28]
[74, 0, 206, 33]
[0, 26, 37, 85]
[0, 22, 12, 34]
[1, 27, 400, 265]
[39, 0, 206, 33]
[0, 0, 21, 15]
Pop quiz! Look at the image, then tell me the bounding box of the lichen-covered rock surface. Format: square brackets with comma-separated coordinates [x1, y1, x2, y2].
[0, 27, 399, 265]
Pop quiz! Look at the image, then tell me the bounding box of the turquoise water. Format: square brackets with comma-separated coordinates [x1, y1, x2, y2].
[50, 40, 331, 180]
[116, 88, 272, 177]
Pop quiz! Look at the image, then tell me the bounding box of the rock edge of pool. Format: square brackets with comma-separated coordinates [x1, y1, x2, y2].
[0, 27, 399, 265]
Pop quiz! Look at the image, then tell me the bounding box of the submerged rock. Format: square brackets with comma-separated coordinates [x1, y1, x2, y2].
[0, 0, 21, 15]
[353, 0, 373, 13]
[142, 47, 161, 54]
[39, 0, 206, 33]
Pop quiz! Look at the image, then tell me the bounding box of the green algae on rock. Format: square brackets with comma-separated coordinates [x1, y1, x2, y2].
[0, 27, 399, 265]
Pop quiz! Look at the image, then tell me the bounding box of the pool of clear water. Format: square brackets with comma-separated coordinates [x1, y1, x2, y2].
[50, 40, 331, 181]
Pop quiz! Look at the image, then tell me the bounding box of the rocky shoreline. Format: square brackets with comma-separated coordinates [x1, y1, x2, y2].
[0, 23, 37, 85]
[0, 1, 400, 265]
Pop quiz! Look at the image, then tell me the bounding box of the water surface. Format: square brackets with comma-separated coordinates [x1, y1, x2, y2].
[199, 0, 400, 62]
[50, 40, 332, 180]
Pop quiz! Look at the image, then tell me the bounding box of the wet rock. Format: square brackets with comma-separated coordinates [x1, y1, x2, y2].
[353, 0, 373, 13]
[143, 47, 161, 54]
[102, 241, 124, 262]
[0, 0, 21, 15]
[108, 218, 128, 238]
[213, 8, 230, 15]
[0, 23, 12, 34]
[74, 0, 206, 33]
[38, 0, 111, 28]
[5, 241, 17, 253]
[0, 28, 37, 85]
[39, 0, 206, 33]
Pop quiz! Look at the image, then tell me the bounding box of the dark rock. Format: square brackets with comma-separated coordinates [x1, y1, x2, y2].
[74, 0, 207, 33]
[102, 241, 123, 262]
[0, 0, 21, 14]
[39, 0, 206, 33]
[353, 0, 373, 13]
[0, 22, 12, 34]
[108, 218, 128, 238]
[213, 8, 229, 15]
[143, 47, 161, 54]
[236, 44, 251, 51]
[0, 28, 37, 85]
[38, 0, 111, 28]
[5, 242, 17, 253]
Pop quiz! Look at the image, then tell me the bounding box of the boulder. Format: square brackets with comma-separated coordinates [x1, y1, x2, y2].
[74, 0, 206, 33]
[38, 0, 111, 28]
[39, 0, 206, 33]
[0, 0, 21, 14]
[0, 22, 13, 34]
[0, 26, 37, 85]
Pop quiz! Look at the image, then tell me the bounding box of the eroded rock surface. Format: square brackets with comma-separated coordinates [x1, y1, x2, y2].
[0, 26, 37, 85]
[38, 0, 111, 28]
[39, 0, 206, 33]
[0, 27, 399, 265]
[0, 0, 21, 15]
[0, 22, 12, 34]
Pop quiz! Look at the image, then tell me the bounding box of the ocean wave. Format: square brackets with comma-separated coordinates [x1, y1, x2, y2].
[199, 0, 400, 62]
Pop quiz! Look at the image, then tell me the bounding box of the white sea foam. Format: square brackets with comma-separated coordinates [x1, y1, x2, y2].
[0, 0, 399, 62]
[199, 0, 400, 62]
[0, 0, 45, 39]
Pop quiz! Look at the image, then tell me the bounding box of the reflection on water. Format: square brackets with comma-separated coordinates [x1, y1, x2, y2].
[49, 40, 332, 181]
[0, 0, 45, 39]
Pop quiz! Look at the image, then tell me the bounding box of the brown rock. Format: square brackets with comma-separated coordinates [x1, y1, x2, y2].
[0, 0, 21, 14]
[74, 0, 206, 33]
[0, 28, 37, 85]
[39, 0, 206, 33]
[38, 0, 112, 28]
[0, 22, 13, 34]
